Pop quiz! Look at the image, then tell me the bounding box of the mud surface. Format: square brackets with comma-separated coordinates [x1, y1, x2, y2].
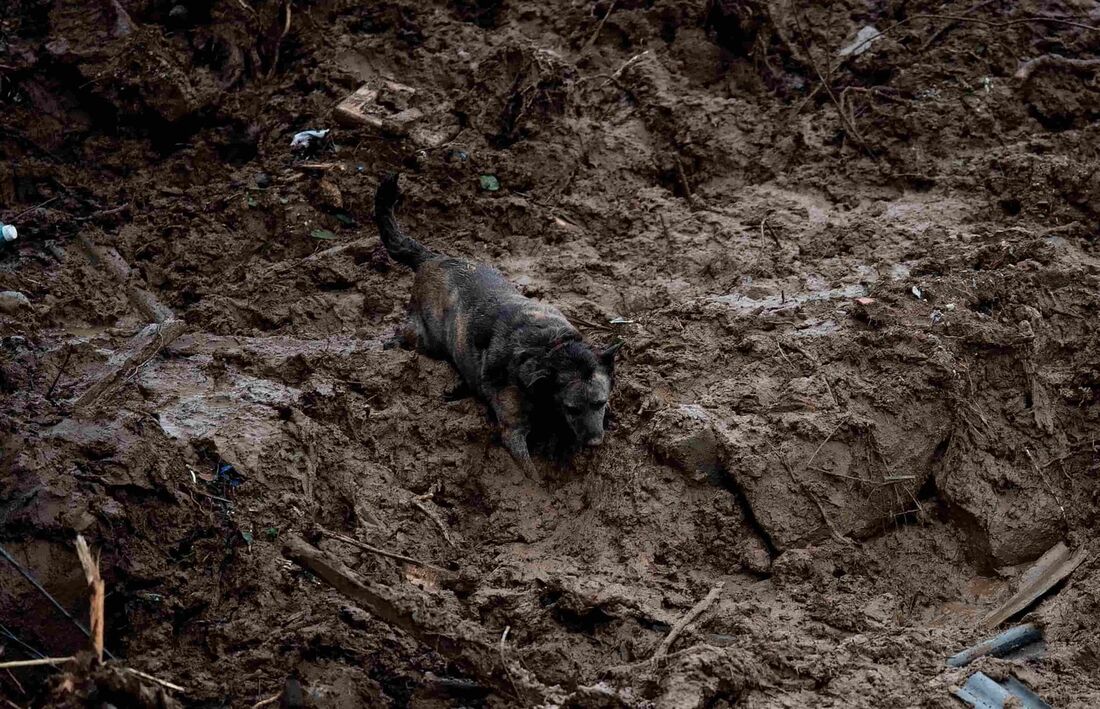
[3, 0, 1100, 706]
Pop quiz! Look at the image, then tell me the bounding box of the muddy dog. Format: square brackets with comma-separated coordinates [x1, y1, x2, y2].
[374, 173, 622, 473]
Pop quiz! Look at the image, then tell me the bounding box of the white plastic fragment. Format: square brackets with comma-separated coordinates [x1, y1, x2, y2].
[290, 129, 330, 150]
[1, 224, 17, 242]
[838, 26, 882, 58]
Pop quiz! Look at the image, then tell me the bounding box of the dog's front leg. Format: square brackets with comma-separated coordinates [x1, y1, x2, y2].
[490, 386, 536, 476]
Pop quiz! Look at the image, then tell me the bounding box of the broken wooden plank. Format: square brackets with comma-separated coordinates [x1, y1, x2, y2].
[72, 319, 186, 410]
[77, 234, 176, 324]
[281, 536, 556, 704]
[982, 542, 1089, 629]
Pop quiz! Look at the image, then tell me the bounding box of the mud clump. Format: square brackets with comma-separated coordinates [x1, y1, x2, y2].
[2, 0, 1100, 706]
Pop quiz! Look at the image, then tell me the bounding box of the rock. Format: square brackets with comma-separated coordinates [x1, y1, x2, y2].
[0, 291, 32, 315]
[317, 178, 343, 210]
[648, 404, 721, 479]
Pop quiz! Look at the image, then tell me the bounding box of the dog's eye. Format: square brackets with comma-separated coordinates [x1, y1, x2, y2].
[592, 401, 607, 409]
[566, 404, 584, 414]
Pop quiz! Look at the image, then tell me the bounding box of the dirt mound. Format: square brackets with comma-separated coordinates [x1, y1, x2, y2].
[2, 0, 1100, 706]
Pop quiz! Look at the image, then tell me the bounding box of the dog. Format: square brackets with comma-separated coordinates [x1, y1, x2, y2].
[374, 173, 622, 473]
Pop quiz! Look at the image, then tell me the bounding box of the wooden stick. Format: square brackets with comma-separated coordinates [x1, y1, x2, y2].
[652, 583, 724, 660]
[316, 526, 451, 575]
[74, 535, 105, 664]
[250, 693, 282, 709]
[122, 667, 186, 692]
[72, 319, 186, 410]
[282, 536, 540, 701]
[0, 657, 74, 670]
[0, 545, 115, 660]
[411, 498, 457, 548]
[582, 0, 617, 53]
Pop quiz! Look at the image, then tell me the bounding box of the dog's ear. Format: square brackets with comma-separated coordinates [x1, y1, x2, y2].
[517, 352, 551, 391]
[600, 341, 624, 371]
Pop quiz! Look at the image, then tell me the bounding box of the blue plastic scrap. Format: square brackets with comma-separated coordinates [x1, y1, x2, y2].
[214, 461, 244, 489]
[953, 672, 1050, 709]
[947, 624, 1043, 667]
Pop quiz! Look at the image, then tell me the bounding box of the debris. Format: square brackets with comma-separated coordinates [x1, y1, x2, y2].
[281, 535, 558, 703]
[73, 319, 187, 410]
[479, 175, 500, 192]
[982, 542, 1088, 629]
[290, 129, 330, 154]
[1, 223, 16, 242]
[310, 229, 339, 241]
[334, 80, 457, 148]
[76, 234, 177, 324]
[854, 297, 875, 306]
[947, 624, 1043, 667]
[609, 317, 635, 325]
[255, 172, 271, 188]
[652, 582, 724, 660]
[411, 496, 457, 548]
[953, 671, 1050, 709]
[74, 535, 106, 664]
[167, 5, 188, 25]
[0, 291, 32, 315]
[316, 525, 451, 575]
[447, 149, 469, 162]
[0, 543, 116, 660]
[931, 309, 944, 325]
[838, 25, 883, 58]
[1015, 53, 1100, 82]
[911, 285, 924, 300]
[317, 178, 343, 209]
[214, 461, 244, 489]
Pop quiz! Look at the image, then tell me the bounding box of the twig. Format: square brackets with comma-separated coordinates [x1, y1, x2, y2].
[9, 196, 59, 221]
[317, 526, 451, 575]
[1015, 54, 1100, 81]
[774, 338, 795, 366]
[581, 0, 617, 53]
[0, 658, 74, 670]
[672, 155, 696, 206]
[918, 0, 1001, 52]
[652, 583, 724, 660]
[73, 204, 129, 223]
[411, 498, 456, 548]
[251, 693, 281, 709]
[267, 1, 293, 79]
[792, 13, 875, 160]
[45, 345, 72, 401]
[74, 535, 105, 664]
[122, 667, 186, 692]
[768, 439, 854, 546]
[192, 488, 233, 504]
[804, 419, 847, 471]
[0, 545, 115, 660]
[499, 626, 521, 700]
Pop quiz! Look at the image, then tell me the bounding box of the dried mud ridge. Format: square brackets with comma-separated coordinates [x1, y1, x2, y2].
[2, 0, 1100, 707]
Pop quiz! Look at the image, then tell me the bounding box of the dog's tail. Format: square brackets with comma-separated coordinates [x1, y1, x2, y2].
[374, 173, 435, 270]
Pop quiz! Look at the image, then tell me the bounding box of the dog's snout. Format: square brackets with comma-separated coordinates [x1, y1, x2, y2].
[585, 434, 604, 447]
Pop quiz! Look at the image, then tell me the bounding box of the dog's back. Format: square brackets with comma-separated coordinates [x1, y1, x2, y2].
[375, 174, 620, 472]
[375, 175, 576, 396]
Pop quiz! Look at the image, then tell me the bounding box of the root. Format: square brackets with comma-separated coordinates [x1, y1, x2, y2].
[1015, 54, 1100, 81]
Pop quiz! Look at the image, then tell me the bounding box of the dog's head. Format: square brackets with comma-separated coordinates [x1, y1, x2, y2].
[519, 340, 623, 447]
